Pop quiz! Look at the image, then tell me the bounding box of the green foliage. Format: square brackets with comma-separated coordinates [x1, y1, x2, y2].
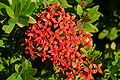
[1, 0, 119, 80]
[0, 0, 36, 34]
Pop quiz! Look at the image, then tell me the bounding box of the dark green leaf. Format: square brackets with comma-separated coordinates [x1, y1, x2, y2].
[22, 68, 37, 76]
[20, 0, 31, 15]
[76, 0, 81, 3]
[86, 0, 93, 4]
[14, 2, 21, 17]
[24, 2, 36, 15]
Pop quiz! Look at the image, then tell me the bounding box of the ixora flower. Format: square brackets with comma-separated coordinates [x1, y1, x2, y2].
[23, 3, 103, 80]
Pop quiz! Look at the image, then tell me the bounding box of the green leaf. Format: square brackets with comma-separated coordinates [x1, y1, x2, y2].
[84, 24, 98, 33]
[0, 64, 5, 71]
[7, 73, 22, 80]
[20, 0, 31, 15]
[58, 0, 72, 8]
[107, 27, 119, 40]
[22, 68, 37, 76]
[0, 40, 5, 48]
[76, 0, 81, 3]
[110, 42, 116, 50]
[0, 2, 14, 18]
[21, 59, 29, 70]
[10, 56, 20, 64]
[14, 2, 22, 17]
[112, 61, 117, 66]
[98, 29, 109, 39]
[25, 76, 38, 80]
[41, 69, 46, 75]
[28, 16, 36, 24]
[86, 5, 102, 24]
[77, 4, 83, 17]
[2, 23, 15, 34]
[17, 15, 29, 26]
[15, 64, 20, 73]
[86, 0, 93, 4]
[24, 2, 36, 15]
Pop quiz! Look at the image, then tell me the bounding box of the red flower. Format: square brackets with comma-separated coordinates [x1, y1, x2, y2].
[23, 3, 102, 80]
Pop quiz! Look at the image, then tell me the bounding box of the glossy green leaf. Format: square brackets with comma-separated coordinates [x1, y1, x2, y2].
[7, 73, 22, 80]
[58, 0, 72, 8]
[0, 2, 14, 18]
[98, 29, 109, 39]
[0, 40, 5, 48]
[2, 24, 15, 34]
[77, 4, 83, 17]
[84, 24, 98, 33]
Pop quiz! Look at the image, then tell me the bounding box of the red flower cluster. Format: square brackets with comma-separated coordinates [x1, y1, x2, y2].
[23, 3, 102, 80]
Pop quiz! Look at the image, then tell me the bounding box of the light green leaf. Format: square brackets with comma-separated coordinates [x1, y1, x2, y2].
[41, 69, 46, 75]
[7, 73, 22, 80]
[15, 64, 20, 73]
[28, 16, 36, 24]
[112, 61, 117, 66]
[10, 57, 20, 64]
[0, 2, 14, 18]
[2, 24, 15, 34]
[84, 24, 98, 33]
[58, 0, 72, 8]
[0, 64, 5, 71]
[0, 40, 5, 48]
[98, 29, 109, 39]
[108, 27, 119, 40]
[110, 42, 116, 50]
[77, 4, 83, 17]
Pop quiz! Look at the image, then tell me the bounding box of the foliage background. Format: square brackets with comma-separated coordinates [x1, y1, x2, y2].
[0, 0, 120, 80]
